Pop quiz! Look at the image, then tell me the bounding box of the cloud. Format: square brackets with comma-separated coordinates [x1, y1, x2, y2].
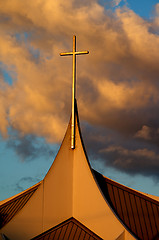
[0, 0, 159, 178]
[112, 0, 123, 7]
[134, 125, 159, 147]
[6, 133, 55, 162]
[135, 125, 152, 140]
[101, 0, 123, 8]
[99, 145, 159, 178]
[81, 122, 159, 180]
[15, 176, 40, 192]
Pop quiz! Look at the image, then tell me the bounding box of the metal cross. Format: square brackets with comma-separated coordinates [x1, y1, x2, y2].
[60, 35, 89, 149]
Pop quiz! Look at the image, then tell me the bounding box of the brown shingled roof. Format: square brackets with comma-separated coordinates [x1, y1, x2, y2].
[93, 169, 159, 240]
[31, 217, 103, 240]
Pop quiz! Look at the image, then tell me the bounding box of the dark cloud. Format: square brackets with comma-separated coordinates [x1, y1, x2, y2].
[100, 145, 159, 178]
[135, 125, 159, 146]
[6, 133, 55, 162]
[15, 176, 40, 192]
[81, 122, 159, 180]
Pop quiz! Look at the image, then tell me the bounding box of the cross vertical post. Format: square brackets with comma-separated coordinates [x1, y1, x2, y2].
[60, 36, 89, 149]
[72, 35, 76, 149]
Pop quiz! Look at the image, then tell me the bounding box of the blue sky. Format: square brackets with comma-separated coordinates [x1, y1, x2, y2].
[101, 0, 158, 18]
[126, 0, 158, 18]
[0, 0, 159, 200]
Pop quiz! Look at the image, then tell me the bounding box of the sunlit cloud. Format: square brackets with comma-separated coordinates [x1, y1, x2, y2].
[0, 0, 159, 178]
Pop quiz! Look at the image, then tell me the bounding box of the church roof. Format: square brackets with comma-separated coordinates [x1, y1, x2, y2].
[93, 170, 159, 240]
[31, 217, 102, 240]
[0, 106, 133, 239]
[0, 107, 159, 240]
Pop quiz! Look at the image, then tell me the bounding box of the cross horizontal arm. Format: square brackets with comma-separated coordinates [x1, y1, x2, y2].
[60, 51, 89, 56]
[75, 51, 89, 55]
[60, 52, 73, 56]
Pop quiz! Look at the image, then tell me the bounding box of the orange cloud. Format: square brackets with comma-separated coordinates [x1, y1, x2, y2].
[0, 0, 159, 143]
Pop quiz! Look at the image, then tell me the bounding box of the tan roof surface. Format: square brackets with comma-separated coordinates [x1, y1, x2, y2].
[93, 170, 159, 240]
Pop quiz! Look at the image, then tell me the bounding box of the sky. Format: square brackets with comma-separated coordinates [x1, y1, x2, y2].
[0, 0, 159, 200]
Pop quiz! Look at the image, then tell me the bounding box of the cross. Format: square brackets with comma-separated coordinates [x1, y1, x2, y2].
[60, 35, 89, 149]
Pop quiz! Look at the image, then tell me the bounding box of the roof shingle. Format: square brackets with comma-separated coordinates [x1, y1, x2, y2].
[93, 169, 159, 240]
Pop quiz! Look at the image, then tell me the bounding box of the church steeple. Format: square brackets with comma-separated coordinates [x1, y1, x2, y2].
[60, 35, 89, 149]
[1, 35, 159, 240]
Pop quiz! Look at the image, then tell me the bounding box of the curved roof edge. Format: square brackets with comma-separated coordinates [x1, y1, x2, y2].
[74, 99, 92, 168]
[93, 169, 159, 240]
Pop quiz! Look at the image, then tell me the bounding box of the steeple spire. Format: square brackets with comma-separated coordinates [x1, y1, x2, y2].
[60, 35, 89, 149]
